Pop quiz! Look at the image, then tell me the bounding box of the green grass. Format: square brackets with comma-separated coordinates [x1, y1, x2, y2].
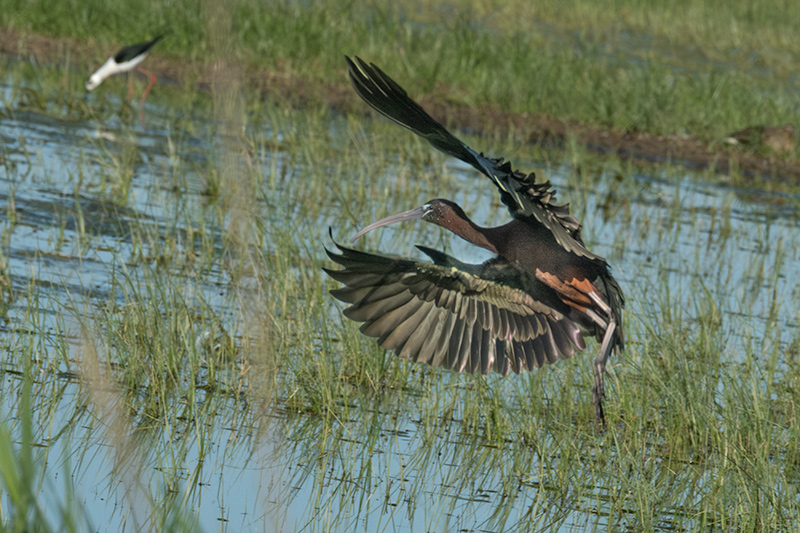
[1, 0, 799, 145]
[1, 7, 800, 530]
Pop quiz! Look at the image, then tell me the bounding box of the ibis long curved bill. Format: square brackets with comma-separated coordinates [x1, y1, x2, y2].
[351, 205, 429, 242]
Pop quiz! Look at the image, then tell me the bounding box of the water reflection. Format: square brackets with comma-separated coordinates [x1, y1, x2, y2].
[1, 68, 799, 531]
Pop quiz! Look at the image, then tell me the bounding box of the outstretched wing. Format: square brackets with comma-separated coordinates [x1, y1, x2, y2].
[346, 56, 602, 262]
[324, 240, 587, 376]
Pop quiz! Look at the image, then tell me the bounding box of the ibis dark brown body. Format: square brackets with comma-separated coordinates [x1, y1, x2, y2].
[325, 57, 624, 425]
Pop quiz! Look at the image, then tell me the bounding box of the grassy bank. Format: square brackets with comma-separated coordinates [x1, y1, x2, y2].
[1, 0, 798, 145]
[2, 46, 800, 528]
[1, 2, 800, 530]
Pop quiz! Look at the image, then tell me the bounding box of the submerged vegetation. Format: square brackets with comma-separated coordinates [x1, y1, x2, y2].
[0, 0, 799, 531]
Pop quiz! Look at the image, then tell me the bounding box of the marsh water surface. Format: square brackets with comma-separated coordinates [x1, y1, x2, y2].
[1, 65, 799, 531]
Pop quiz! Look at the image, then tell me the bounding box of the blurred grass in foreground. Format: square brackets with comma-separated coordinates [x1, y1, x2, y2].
[0, 2, 799, 529]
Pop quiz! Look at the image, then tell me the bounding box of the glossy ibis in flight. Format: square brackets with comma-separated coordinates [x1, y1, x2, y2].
[86, 35, 165, 106]
[325, 57, 624, 425]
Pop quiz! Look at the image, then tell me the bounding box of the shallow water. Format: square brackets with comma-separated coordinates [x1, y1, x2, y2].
[1, 65, 799, 532]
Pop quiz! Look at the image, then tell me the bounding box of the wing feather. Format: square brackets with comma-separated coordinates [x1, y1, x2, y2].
[346, 56, 602, 261]
[326, 240, 586, 375]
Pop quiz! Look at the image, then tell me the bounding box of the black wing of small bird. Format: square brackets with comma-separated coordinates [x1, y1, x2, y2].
[114, 34, 166, 64]
[346, 56, 600, 262]
[324, 238, 588, 376]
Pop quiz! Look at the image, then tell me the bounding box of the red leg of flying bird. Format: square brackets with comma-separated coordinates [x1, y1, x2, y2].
[534, 268, 616, 426]
[587, 291, 617, 426]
